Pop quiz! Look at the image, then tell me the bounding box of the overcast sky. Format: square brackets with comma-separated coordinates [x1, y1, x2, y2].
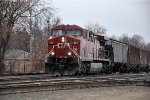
[52, 0, 150, 43]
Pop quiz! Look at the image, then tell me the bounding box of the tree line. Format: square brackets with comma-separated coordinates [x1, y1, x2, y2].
[111, 33, 150, 51]
[85, 23, 150, 51]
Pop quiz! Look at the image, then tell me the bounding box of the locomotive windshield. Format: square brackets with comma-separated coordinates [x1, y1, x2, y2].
[52, 30, 65, 35]
[52, 30, 81, 36]
[67, 30, 81, 36]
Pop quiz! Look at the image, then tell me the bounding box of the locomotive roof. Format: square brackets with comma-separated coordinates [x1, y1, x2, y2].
[52, 25, 84, 30]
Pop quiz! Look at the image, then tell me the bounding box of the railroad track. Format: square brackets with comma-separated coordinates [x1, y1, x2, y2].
[0, 73, 149, 88]
[0, 73, 148, 81]
[0, 73, 150, 95]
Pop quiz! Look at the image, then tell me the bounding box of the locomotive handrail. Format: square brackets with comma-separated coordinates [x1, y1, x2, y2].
[67, 44, 81, 64]
[46, 45, 57, 57]
[68, 46, 80, 58]
[104, 50, 109, 59]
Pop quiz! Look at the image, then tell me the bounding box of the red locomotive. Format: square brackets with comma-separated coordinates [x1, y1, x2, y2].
[45, 25, 150, 76]
[45, 25, 110, 75]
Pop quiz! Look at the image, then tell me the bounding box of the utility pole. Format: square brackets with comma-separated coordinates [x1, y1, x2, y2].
[47, 17, 50, 36]
[29, 0, 33, 61]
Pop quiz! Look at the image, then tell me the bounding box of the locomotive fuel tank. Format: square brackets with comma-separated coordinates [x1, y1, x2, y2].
[89, 63, 103, 73]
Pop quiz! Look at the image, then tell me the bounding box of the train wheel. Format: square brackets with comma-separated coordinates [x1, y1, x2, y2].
[101, 64, 110, 74]
[80, 64, 87, 74]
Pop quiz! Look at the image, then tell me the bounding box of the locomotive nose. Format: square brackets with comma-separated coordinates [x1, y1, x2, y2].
[54, 36, 73, 58]
[48, 35, 80, 58]
[57, 45, 72, 57]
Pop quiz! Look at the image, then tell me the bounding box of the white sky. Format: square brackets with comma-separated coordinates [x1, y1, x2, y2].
[52, 0, 150, 43]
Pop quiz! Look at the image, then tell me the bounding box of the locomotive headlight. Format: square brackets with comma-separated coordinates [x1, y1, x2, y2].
[51, 52, 55, 55]
[67, 52, 72, 56]
[62, 37, 65, 42]
[49, 36, 52, 39]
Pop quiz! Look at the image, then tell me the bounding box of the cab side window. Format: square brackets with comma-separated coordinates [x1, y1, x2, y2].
[89, 31, 94, 42]
[82, 30, 87, 39]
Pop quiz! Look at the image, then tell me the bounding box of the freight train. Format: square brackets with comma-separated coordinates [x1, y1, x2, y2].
[45, 25, 150, 76]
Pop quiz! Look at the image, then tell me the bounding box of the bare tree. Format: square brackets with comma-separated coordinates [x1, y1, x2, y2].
[31, 16, 61, 60]
[85, 23, 107, 36]
[46, 16, 61, 36]
[7, 1, 61, 60]
[146, 42, 150, 51]
[130, 34, 146, 49]
[111, 34, 148, 50]
[16, 28, 30, 51]
[110, 35, 118, 40]
[119, 33, 130, 44]
[0, 0, 48, 74]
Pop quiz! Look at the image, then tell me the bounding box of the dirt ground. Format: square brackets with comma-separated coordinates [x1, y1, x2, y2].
[0, 86, 150, 100]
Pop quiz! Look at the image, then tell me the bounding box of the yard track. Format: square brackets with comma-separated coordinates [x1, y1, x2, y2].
[0, 73, 150, 95]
